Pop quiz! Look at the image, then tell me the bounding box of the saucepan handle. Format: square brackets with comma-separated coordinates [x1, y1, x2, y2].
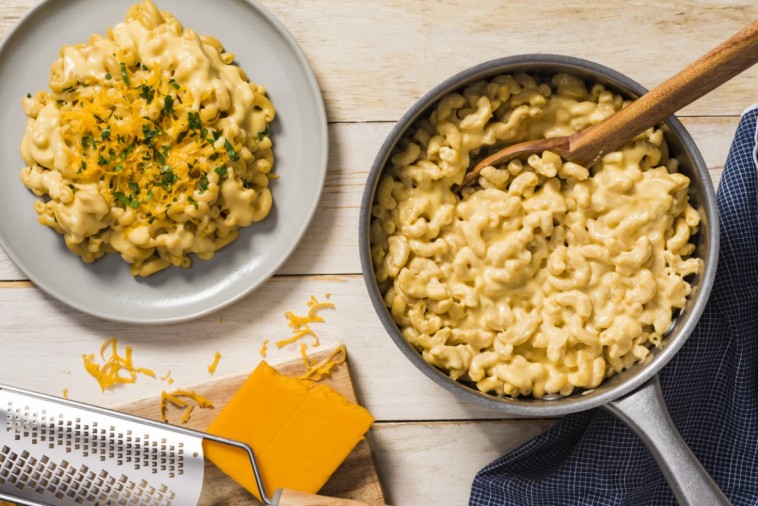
[603, 376, 730, 506]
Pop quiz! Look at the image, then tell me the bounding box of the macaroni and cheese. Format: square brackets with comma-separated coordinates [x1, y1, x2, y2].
[370, 73, 701, 398]
[19, 0, 276, 276]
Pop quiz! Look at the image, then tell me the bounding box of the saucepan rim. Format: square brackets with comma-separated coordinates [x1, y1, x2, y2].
[359, 54, 719, 417]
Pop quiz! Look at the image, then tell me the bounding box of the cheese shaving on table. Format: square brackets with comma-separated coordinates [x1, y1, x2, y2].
[160, 368, 175, 385]
[207, 351, 222, 375]
[62, 389, 69, 399]
[275, 328, 319, 348]
[298, 344, 347, 381]
[82, 337, 156, 392]
[259, 339, 269, 357]
[275, 294, 335, 349]
[284, 294, 336, 331]
[160, 388, 213, 424]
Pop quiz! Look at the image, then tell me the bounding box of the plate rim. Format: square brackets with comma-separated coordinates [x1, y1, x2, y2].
[0, 0, 329, 325]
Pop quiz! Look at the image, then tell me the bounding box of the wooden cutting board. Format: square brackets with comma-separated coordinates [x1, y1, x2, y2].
[115, 349, 386, 505]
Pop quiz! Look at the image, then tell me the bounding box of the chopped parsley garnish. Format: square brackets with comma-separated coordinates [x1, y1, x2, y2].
[120, 62, 130, 86]
[208, 152, 220, 161]
[121, 143, 135, 159]
[81, 134, 96, 151]
[188, 196, 199, 209]
[257, 127, 271, 142]
[198, 174, 209, 192]
[97, 155, 109, 166]
[113, 163, 124, 173]
[104, 72, 112, 80]
[169, 78, 180, 89]
[114, 191, 140, 209]
[139, 84, 155, 104]
[158, 168, 178, 191]
[212, 130, 221, 142]
[62, 85, 78, 94]
[187, 112, 201, 131]
[155, 148, 167, 165]
[162, 95, 174, 117]
[26, 93, 31, 99]
[78, 161, 87, 174]
[224, 139, 240, 161]
[142, 124, 158, 142]
[215, 166, 228, 178]
[128, 182, 140, 193]
[100, 127, 111, 141]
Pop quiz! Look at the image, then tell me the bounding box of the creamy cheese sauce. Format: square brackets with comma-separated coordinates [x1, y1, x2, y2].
[19, 0, 275, 276]
[371, 73, 701, 398]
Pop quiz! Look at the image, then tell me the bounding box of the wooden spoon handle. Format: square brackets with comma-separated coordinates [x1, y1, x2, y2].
[272, 488, 379, 506]
[568, 19, 758, 167]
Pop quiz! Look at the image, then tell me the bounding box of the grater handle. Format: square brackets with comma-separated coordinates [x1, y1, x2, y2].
[272, 488, 381, 506]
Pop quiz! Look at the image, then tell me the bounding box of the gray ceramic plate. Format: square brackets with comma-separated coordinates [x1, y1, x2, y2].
[0, 0, 328, 324]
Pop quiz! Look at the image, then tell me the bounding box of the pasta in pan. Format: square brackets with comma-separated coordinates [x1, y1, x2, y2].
[371, 73, 701, 398]
[19, 0, 275, 276]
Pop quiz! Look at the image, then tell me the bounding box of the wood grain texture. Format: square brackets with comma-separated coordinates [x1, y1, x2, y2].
[0, 1, 753, 504]
[0, 1, 756, 122]
[0, 277, 508, 421]
[371, 419, 556, 506]
[116, 349, 386, 506]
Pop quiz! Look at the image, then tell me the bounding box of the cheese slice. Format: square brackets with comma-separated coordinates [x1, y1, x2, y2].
[202, 361, 374, 500]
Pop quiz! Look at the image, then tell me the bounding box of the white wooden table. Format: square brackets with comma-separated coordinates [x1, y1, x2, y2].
[1, 1, 756, 504]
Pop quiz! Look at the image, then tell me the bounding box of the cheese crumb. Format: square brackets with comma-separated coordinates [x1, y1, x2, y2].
[160, 388, 214, 424]
[299, 344, 347, 381]
[207, 351, 222, 375]
[259, 339, 269, 357]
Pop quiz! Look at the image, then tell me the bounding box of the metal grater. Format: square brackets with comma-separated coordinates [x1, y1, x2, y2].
[0, 384, 270, 506]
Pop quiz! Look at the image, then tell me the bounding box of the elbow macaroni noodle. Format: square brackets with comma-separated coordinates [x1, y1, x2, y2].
[19, 0, 275, 276]
[370, 73, 702, 398]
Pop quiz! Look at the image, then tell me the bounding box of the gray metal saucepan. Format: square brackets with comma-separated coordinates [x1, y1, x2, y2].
[358, 55, 724, 505]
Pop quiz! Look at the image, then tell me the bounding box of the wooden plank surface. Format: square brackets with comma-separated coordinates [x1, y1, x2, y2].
[1, 0, 757, 121]
[0, 278, 507, 422]
[0, 1, 755, 505]
[116, 349, 386, 505]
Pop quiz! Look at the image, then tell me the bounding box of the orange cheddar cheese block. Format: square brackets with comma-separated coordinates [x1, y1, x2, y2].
[202, 361, 374, 500]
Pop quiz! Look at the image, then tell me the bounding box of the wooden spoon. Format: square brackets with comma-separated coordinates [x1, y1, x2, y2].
[460, 19, 758, 189]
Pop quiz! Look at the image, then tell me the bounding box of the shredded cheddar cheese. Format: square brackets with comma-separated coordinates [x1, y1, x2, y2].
[299, 342, 310, 367]
[160, 388, 214, 424]
[207, 351, 222, 375]
[259, 339, 269, 357]
[56, 72, 225, 214]
[275, 328, 319, 348]
[270, 294, 344, 380]
[82, 337, 156, 392]
[181, 404, 196, 425]
[62, 389, 69, 399]
[298, 344, 347, 381]
[284, 294, 335, 331]
[275, 294, 335, 350]
[160, 368, 175, 385]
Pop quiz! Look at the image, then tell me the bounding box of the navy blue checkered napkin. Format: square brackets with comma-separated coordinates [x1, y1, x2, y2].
[469, 107, 758, 506]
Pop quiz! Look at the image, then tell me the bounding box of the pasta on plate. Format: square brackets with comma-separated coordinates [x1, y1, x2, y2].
[19, 0, 276, 276]
[370, 73, 701, 398]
